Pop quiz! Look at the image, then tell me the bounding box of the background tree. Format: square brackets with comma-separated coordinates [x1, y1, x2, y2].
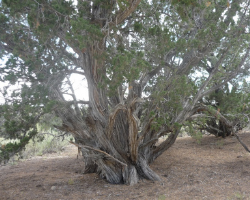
[189, 81, 250, 138]
[1, 0, 250, 185]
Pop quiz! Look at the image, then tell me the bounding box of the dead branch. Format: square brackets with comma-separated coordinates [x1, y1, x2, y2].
[234, 132, 250, 153]
[69, 141, 127, 166]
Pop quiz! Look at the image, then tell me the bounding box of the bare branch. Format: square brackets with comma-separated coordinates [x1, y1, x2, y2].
[66, 76, 82, 117]
[140, 65, 162, 89]
[69, 141, 127, 166]
[65, 70, 85, 76]
[192, 45, 231, 105]
[67, 100, 89, 105]
[234, 132, 250, 153]
[190, 105, 233, 127]
[201, 46, 250, 97]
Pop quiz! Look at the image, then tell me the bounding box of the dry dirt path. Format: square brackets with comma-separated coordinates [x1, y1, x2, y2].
[1, 133, 250, 200]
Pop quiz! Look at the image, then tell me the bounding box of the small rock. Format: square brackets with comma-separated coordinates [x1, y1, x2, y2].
[51, 186, 56, 190]
[36, 184, 42, 187]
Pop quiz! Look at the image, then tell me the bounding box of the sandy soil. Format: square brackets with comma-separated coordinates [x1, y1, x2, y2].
[1, 133, 250, 200]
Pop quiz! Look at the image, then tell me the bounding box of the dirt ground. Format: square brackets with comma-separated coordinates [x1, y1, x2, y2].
[1, 133, 250, 200]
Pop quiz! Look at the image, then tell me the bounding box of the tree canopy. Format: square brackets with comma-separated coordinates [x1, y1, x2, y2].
[1, 0, 250, 185]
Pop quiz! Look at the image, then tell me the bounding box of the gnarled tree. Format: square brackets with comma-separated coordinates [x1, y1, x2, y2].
[1, 0, 250, 185]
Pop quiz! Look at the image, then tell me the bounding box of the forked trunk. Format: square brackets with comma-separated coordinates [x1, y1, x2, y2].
[74, 104, 178, 184]
[77, 123, 178, 185]
[50, 41, 181, 184]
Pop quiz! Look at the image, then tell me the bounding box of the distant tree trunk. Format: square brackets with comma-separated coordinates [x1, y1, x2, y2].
[206, 119, 232, 137]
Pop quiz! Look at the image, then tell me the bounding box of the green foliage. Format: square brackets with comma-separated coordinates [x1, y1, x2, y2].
[171, 0, 198, 6]
[105, 50, 150, 96]
[21, 134, 70, 158]
[134, 22, 143, 32]
[0, 133, 70, 163]
[158, 194, 166, 200]
[37, 113, 62, 133]
[184, 122, 203, 144]
[69, 18, 103, 49]
[0, 134, 34, 162]
[149, 75, 197, 124]
[148, 26, 161, 36]
[204, 82, 250, 127]
[0, 92, 61, 163]
[68, 178, 74, 185]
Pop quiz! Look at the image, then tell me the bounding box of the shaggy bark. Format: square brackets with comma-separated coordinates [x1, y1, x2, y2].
[50, 0, 170, 184]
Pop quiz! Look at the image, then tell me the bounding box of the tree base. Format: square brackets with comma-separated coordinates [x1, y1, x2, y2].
[83, 156, 160, 185]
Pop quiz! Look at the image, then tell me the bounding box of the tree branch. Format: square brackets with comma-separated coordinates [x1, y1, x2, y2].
[190, 105, 233, 127]
[67, 100, 89, 105]
[234, 132, 250, 153]
[112, 0, 142, 26]
[66, 76, 82, 117]
[69, 141, 127, 166]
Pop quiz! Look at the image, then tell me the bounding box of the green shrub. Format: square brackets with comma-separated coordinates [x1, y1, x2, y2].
[1, 133, 71, 162]
[20, 134, 70, 159]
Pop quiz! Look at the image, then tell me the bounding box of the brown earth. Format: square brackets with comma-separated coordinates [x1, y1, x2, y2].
[1, 132, 250, 200]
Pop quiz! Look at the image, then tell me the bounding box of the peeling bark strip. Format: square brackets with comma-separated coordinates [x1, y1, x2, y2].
[107, 104, 127, 138]
[128, 107, 138, 162]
